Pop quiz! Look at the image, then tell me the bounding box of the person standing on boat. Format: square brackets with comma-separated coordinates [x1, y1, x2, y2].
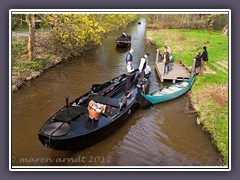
[122, 31, 127, 38]
[144, 64, 151, 79]
[138, 53, 149, 82]
[125, 59, 138, 96]
[125, 49, 134, 64]
[194, 50, 202, 75]
[200, 46, 208, 74]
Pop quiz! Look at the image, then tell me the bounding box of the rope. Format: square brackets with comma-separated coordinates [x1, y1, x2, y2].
[46, 122, 65, 149]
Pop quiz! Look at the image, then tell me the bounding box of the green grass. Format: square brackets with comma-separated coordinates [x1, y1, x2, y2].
[12, 23, 29, 31]
[147, 29, 229, 165]
[12, 37, 51, 77]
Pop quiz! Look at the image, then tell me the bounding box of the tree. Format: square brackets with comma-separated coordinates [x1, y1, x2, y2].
[26, 14, 36, 61]
[145, 14, 228, 30]
[222, 24, 228, 36]
[12, 14, 37, 61]
[40, 14, 137, 57]
[12, 14, 138, 60]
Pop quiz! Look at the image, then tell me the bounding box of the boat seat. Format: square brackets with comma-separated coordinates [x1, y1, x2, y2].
[161, 88, 173, 94]
[178, 82, 189, 87]
[88, 94, 120, 108]
[168, 86, 181, 91]
[53, 107, 83, 122]
[152, 91, 164, 96]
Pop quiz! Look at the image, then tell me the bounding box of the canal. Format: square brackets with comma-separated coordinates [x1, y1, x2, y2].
[11, 19, 222, 167]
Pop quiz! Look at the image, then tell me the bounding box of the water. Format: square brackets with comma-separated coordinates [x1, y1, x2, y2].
[11, 19, 222, 167]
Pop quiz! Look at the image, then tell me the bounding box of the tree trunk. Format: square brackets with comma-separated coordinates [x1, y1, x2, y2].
[222, 24, 228, 36]
[209, 20, 214, 33]
[27, 15, 36, 61]
[199, 14, 204, 29]
[181, 14, 184, 29]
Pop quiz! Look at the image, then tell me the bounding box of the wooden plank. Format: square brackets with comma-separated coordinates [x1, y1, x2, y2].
[216, 61, 228, 69]
[155, 61, 191, 82]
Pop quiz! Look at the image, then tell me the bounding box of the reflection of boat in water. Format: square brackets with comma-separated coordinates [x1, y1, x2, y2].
[141, 76, 195, 104]
[38, 73, 150, 151]
[115, 46, 130, 53]
[115, 33, 131, 48]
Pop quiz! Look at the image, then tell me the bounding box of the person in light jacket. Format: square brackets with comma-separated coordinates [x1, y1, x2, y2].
[194, 50, 202, 75]
[125, 59, 138, 96]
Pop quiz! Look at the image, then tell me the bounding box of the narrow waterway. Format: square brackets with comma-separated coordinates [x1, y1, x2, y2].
[11, 19, 222, 167]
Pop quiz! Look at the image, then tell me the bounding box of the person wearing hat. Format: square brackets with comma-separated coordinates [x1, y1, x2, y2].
[200, 46, 208, 74]
[158, 44, 172, 62]
[164, 44, 171, 54]
[125, 58, 138, 96]
[125, 48, 134, 64]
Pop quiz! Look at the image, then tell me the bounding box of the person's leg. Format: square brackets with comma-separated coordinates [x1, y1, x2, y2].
[200, 59, 204, 74]
[138, 71, 144, 83]
[195, 66, 200, 75]
[125, 75, 131, 95]
[164, 64, 169, 75]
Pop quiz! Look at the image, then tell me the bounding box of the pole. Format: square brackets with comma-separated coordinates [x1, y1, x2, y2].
[161, 54, 166, 82]
[65, 96, 69, 107]
[178, 49, 182, 62]
[156, 49, 159, 64]
[191, 59, 196, 76]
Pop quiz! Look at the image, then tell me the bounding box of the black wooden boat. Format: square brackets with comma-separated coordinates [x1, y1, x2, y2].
[38, 73, 150, 151]
[115, 33, 131, 48]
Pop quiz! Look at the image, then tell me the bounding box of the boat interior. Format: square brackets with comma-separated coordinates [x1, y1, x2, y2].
[41, 73, 148, 137]
[152, 80, 190, 96]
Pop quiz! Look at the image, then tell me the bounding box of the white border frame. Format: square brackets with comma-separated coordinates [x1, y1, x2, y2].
[9, 9, 231, 171]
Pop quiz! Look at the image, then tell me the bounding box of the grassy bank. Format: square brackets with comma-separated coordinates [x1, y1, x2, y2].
[147, 29, 229, 165]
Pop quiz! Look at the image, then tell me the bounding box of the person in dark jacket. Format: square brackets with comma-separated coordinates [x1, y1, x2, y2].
[200, 46, 208, 74]
[201, 46, 208, 61]
[194, 50, 202, 75]
[125, 49, 134, 64]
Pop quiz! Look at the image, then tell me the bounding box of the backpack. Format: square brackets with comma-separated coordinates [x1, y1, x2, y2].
[170, 53, 174, 63]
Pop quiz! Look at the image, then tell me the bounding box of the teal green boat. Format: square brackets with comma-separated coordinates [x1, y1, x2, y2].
[142, 76, 195, 104]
